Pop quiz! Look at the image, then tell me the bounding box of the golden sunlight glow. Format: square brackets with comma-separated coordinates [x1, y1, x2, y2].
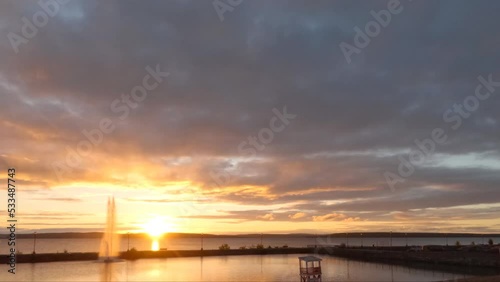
[151, 239, 160, 251]
[142, 216, 173, 238]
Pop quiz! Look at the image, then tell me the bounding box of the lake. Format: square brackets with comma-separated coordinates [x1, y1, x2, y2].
[0, 254, 477, 281]
[2, 235, 499, 254]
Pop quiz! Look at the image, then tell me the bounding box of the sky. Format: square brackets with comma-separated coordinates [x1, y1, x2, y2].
[1, 0, 500, 235]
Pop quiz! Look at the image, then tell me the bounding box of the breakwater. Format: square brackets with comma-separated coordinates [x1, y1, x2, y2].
[315, 246, 500, 269]
[1, 247, 313, 264]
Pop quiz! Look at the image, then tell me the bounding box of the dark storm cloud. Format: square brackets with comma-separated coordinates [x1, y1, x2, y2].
[1, 0, 500, 225]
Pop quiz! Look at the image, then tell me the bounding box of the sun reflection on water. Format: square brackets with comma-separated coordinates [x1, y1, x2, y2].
[151, 239, 160, 251]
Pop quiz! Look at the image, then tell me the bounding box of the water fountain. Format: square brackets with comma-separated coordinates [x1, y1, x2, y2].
[99, 197, 120, 262]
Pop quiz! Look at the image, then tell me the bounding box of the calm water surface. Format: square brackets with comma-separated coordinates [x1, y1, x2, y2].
[1, 254, 474, 282]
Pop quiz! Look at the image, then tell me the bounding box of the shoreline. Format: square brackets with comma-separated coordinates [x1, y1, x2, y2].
[8, 232, 500, 239]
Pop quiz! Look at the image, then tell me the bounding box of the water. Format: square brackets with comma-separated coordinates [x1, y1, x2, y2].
[3, 236, 499, 254]
[0, 254, 476, 281]
[99, 197, 120, 260]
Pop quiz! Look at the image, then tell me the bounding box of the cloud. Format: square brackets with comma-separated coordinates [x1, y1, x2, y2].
[257, 213, 275, 221]
[124, 198, 208, 203]
[289, 212, 306, 219]
[1, 0, 500, 232]
[312, 213, 347, 222]
[32, 197, 83, 202]
[311, 213, 361, 222]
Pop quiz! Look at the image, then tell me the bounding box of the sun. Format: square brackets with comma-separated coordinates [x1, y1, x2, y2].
[142, 216, 173, 238]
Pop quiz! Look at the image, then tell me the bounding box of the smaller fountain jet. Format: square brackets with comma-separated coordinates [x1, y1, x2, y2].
[99, 197, 120, 262]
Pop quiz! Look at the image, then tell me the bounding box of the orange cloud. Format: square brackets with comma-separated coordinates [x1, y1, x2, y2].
[257, 213, 275, 221]
[289, 212, 306, 219]
[312, 213, 361, 222]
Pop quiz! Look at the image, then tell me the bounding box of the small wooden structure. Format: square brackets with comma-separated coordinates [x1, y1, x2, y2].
[299, 256, 322, 282]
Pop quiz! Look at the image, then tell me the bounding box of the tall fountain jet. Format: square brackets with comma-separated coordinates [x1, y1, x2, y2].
[99, 196, 120, 261]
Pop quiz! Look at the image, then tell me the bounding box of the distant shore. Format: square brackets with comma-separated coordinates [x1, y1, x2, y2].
[6, 231, 500, 239]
